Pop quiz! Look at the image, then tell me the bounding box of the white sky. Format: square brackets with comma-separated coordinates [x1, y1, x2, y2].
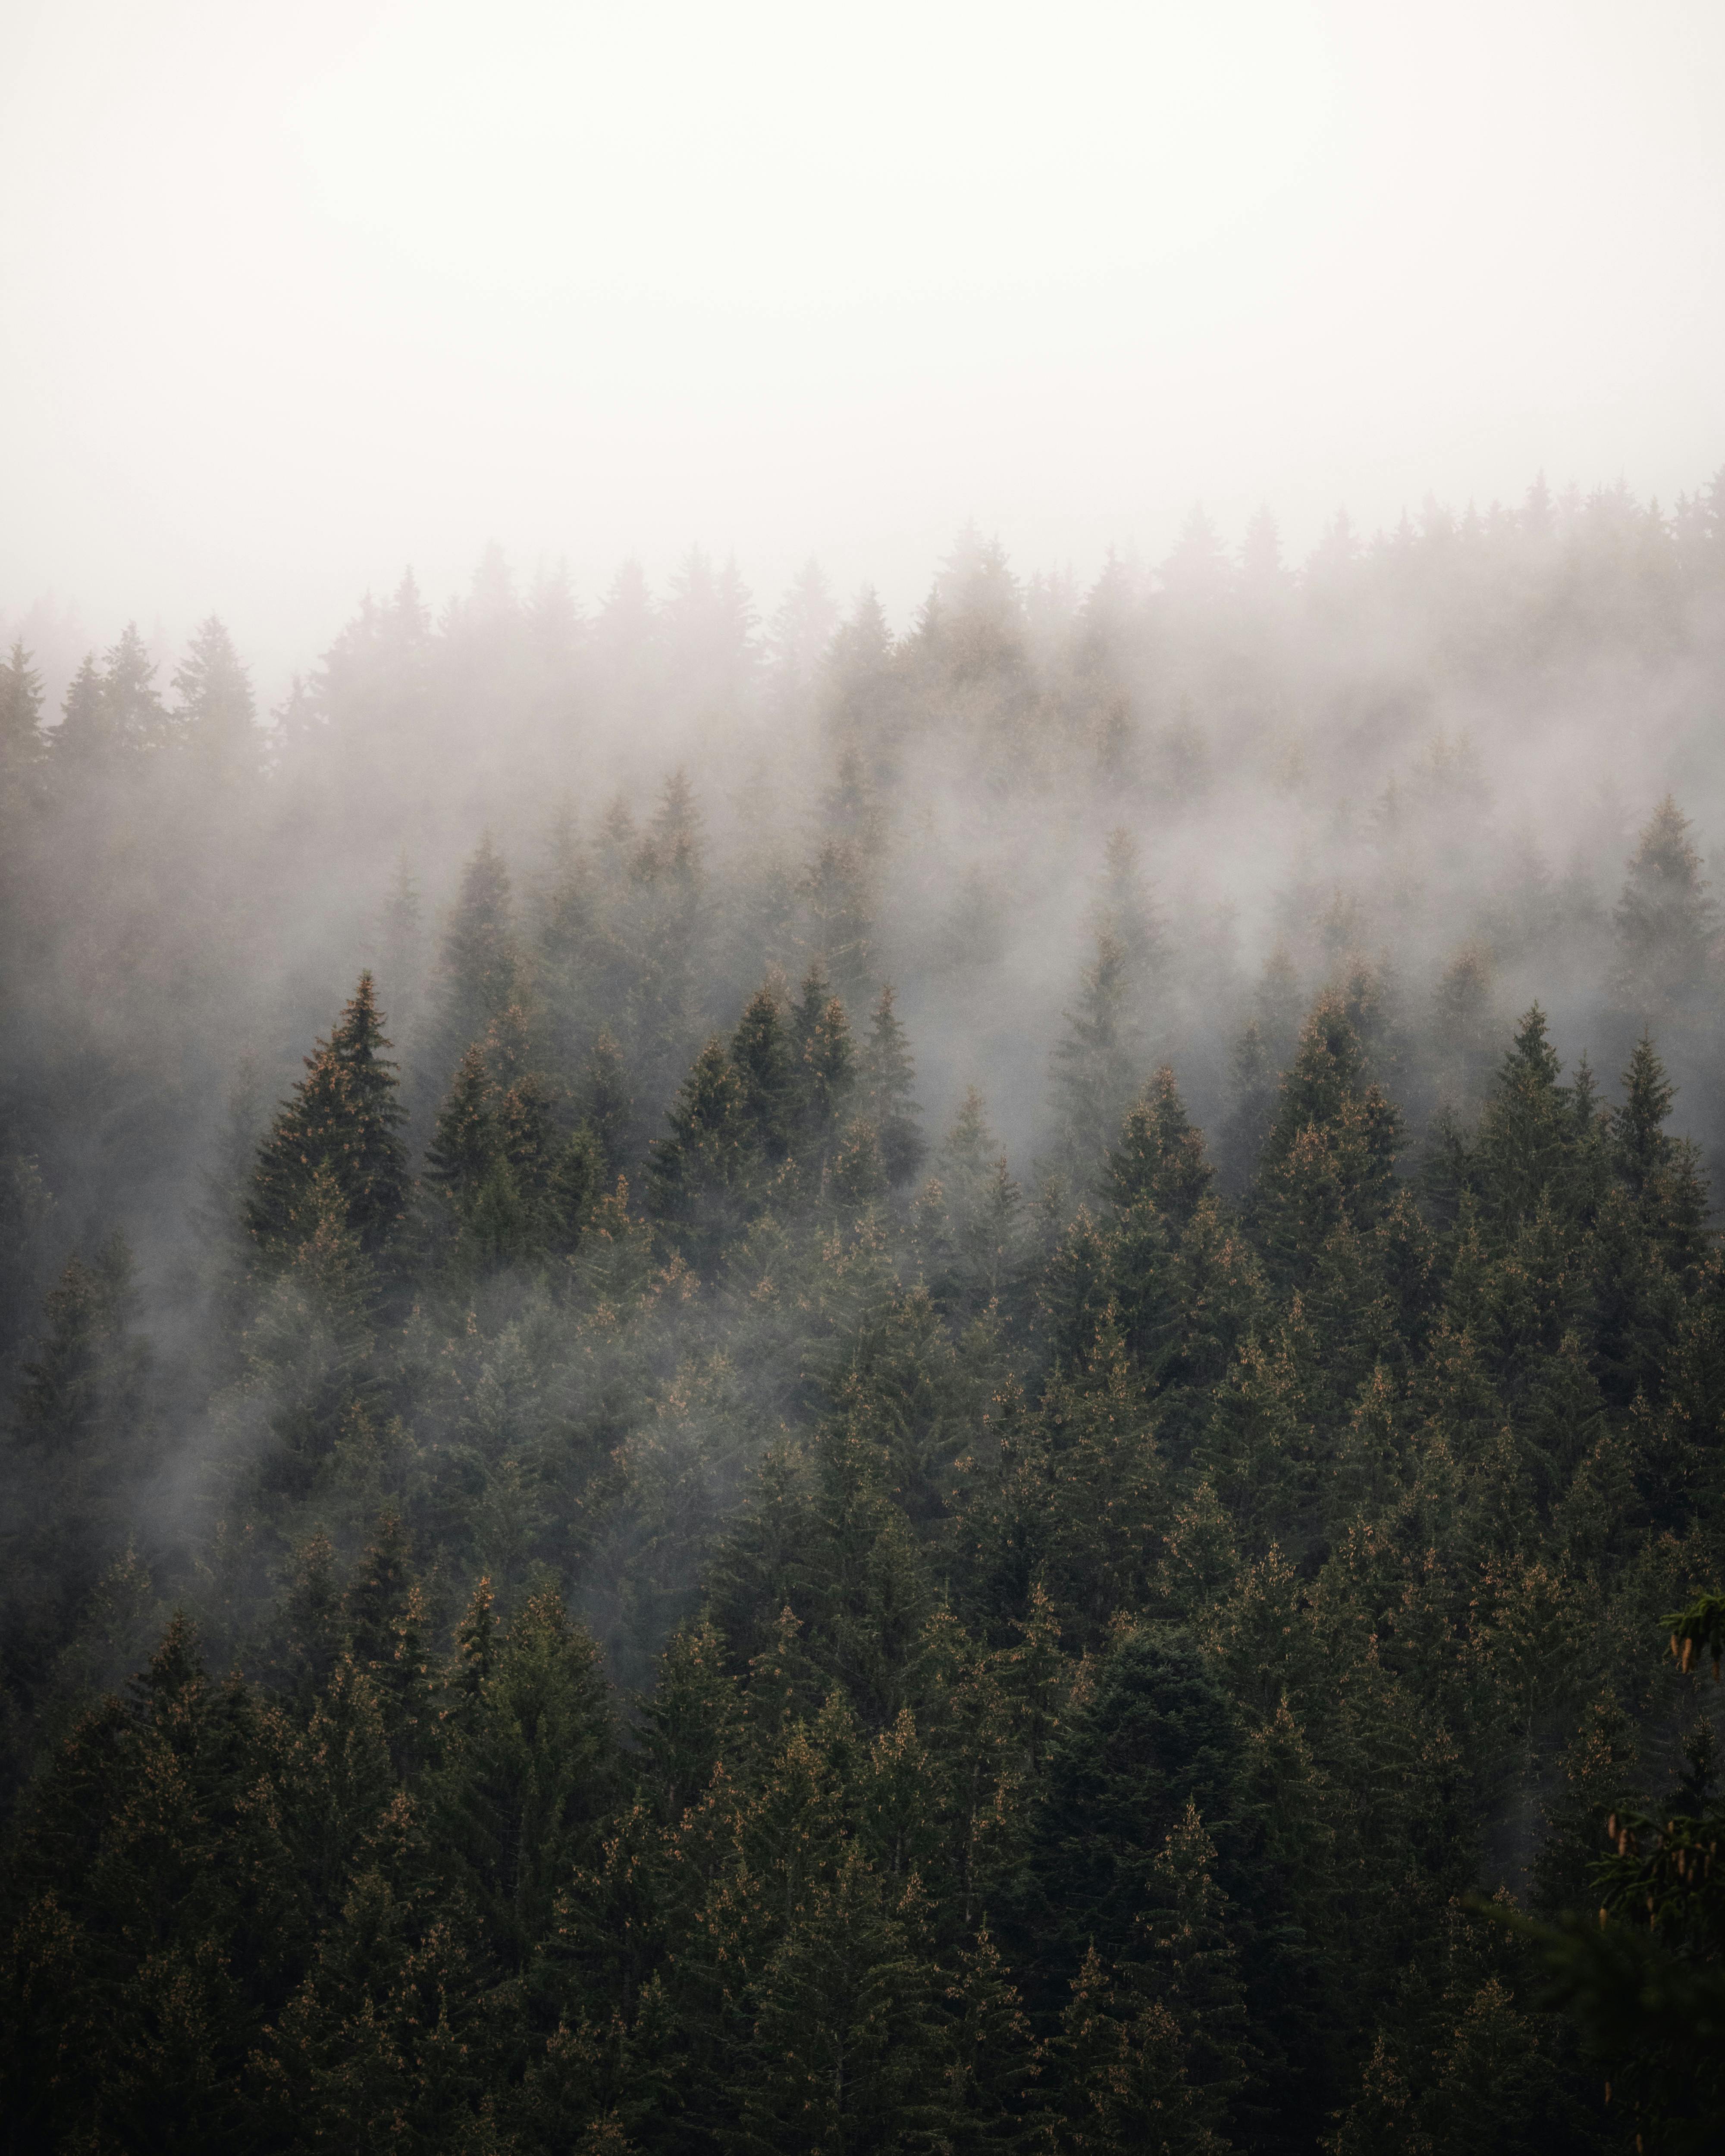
[1, 0, 1722, 695]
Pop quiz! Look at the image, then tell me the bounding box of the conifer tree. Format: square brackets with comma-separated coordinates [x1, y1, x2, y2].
[425, 1044, 496, 1203]
[861, 984, 927, 1188]
[374, 849, 424, 1045]
[726, 1844, 944, 2155]
[537, 812, 603, 1082]
[1247, 991, 1399, 1291]
[97, 622, 168, 752]
[171, 616, 258, 777]
[730, 981, 795, 1169]
[49, 654, 110, 769]
[1054, 930, 1139, 1182]
[580, 1026, 635, 1170]
[343, 1510, 434, 1767]
[1612, 1031, 1707, 1266]
[435, 832, 524, 1081]
[1108, 1069, 1213, 1228]
[1470, 1005, 1596, 1228]
[790, 965, 856, 1168]
[15, 1234, 148, 1464]
[647, 1036, 749, 1267]
[1612, 794, 1716, 1023]
[1135, 1801, 1252, 2129]
[799, 838, 875, 1006]
[433, 1589, 619, 1971]
[246, 973, 410, 1264]
[0, 638, 43, 798]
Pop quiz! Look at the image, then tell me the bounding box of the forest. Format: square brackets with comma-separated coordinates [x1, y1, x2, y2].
[2, 477, 1724, 2153]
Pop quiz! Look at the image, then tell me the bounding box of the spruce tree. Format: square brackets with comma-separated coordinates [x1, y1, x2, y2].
[0, 638, 43, 799]
[1107, 1068, 1213, 1228]
[581, 1027, 636, 1171]
[49, 655, 110, 769]
[97, 622, 167, 752]
[1054, 930, 1139, 1183]
[171, 617, 258, 777]
[1612, 794, 1716, 1023]
[246, 973, 410, 1264]
[861, 983, 927, 1188]
[424, 1044, 496, 1204]
[646, 1036, 749, 1267]
[433, 1589, 620, 1972]
[730, 981, 795, 1169]
[435, 833, 524, 1081]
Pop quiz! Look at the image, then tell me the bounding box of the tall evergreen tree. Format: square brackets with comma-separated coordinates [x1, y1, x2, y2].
[172, 617, 259, 777]
[1054, 931, 1139, 1183]
[0, 639, 43, 798]
[246, 973, 410, 1264]
[861, 984, 927, 1188]
[436, 833, 525, 1081]
[1612, 794, 1716, 1024]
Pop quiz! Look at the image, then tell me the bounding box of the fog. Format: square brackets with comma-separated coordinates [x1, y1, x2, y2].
[3, 0, 1722, 695]
[4, 10, 1725, 2147]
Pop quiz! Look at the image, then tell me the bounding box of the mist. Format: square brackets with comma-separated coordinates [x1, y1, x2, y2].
[4, 6, 1725, 2151]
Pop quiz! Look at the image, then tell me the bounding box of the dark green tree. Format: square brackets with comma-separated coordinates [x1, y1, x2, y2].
[246, 973, 411, 1264]
[860, 983, 927, 1188]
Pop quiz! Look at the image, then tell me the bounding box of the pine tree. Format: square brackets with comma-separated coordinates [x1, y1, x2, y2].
[376, 849, 424, 1041]
[1018, 1623, 1245, 2002]
[433, 1589, 620, 1972]
[425, 1045, 497, 1203]
[1470, 1005, 1596, 1228]
[97, 622, 168, 752]
[1612, 1031, 1708, 1266]
[16, 1234, 145, 1455]
[0, 638, 44, 799]
[731, 982, 795, 1171]
[767, 557, 840, 710]
[726, 1843, 944, 2155]
[343, 1510, 434, 1769]
[938, 1921, 1038, 2153]
[798, 838, 875, 1008]
[1612, 795, 1716, 1023]
[50, 654, 110, 769]
[791, 967, 856, 1170]
[1135, 1801, 1251, 2129]
[1054, 931, 1139, 1183]
[1052, 1943, 1222, 2155]
[537, 814, 603, 1084]
[1108, 1069, 1213, 1228]
[582, 1027, 636, 1172]
[246, 973, 410, 1264]
[436, 833, 524, 1081]
[172, 617, 258, 777]
[861, 984, 927, 1188]
[647, 1036, 750, 1268]
[1247, 991, 1399, 1292]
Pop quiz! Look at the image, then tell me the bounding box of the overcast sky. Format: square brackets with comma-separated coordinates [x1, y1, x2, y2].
[1, 0, 1721, 696]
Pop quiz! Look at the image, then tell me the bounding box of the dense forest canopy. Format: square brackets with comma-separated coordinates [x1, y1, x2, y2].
[3, 474, 1725, 2152]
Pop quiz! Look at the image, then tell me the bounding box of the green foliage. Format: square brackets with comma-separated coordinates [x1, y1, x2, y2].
[246, 971, 411, 1266]
[15, 542, 1725, 2150]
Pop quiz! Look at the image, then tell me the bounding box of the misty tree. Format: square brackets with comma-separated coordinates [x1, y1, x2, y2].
[1052, 929, 1140, 1184]
[97, 624, 168, 754]
[0, 640, 43, 799]
[171, 616, 259, 779]
[435, 832, 526, 1083]
[48, 654, 112, 771]
[860, 984, 927, 1188]
[246, 972, 411, 1264]
[1612, 793, 1717, 1024]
